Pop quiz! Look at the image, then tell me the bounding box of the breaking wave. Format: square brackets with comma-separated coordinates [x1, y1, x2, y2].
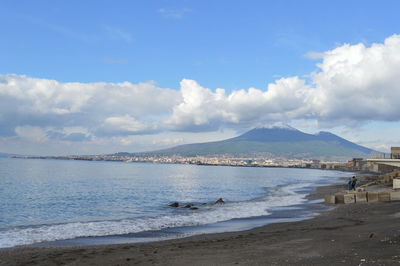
[0, 182, 312, 248]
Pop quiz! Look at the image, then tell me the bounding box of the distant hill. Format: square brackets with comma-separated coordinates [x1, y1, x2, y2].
[0, 153, 18, 158]
[115, 125, 375, 160]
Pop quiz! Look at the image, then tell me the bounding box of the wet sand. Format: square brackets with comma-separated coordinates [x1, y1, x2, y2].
[1, 184, 400, 266]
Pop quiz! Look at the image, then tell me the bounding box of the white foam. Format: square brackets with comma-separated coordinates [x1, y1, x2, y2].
[0, 183, 310, 248]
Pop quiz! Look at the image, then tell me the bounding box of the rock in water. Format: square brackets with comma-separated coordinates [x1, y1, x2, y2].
[169, 202, 179, 207]
[214, 198, 225, 204]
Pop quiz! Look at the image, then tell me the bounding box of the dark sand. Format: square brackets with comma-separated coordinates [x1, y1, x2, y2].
[1, 184, 400, 266]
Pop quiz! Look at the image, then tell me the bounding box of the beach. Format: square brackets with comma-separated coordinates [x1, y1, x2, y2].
[1, 183, 400, 266]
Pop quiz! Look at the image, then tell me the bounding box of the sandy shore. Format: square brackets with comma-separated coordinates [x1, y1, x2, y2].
[1, 183, 400, 266]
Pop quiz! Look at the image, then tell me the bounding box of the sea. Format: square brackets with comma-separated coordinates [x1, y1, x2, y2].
[0, 157, 351, 249]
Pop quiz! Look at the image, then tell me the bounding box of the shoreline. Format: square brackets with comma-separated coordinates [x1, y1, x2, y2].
[3, 181, 400, 265]
[1, 178, 341, 250]
[25, 188, 330, 249]
[10, 156, 358, 172]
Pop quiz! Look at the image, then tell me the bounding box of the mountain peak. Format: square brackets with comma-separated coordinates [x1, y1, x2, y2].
[233, 124, 313, 142]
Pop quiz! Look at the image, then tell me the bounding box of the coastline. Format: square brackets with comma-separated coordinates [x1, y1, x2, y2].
[11, 156, 357, 172]
[22, 185, 331, 249]
[2, 180, 399, 265]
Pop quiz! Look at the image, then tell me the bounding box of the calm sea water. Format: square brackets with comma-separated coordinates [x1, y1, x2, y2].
[0, 158, 350, 248]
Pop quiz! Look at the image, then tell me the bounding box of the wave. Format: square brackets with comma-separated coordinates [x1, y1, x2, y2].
[0, 182, 312, 248]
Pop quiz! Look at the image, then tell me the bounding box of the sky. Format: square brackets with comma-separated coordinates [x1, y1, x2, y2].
[1, 0, 400, 155]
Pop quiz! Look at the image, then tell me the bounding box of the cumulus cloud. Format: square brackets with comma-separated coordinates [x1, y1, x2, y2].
[0, 74, 180, 141]
[0, 75, 179, 117]
[167, 34, 400, 130]
[0, 74, 93, 114]
[310, 35, 400, 122]
[2, 34, 400, 145]
[99, 115, 158, 136]
[15, 126, 48, 143]
[165, 77, 311, 131]
[47, 131, 91, 142]
[14, 125, 92, 143]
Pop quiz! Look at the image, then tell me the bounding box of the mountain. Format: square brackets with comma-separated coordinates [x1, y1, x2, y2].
[119, 125, 375, 160]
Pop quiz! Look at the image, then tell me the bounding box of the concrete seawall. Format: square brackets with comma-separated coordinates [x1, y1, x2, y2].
[325, 191, 400, 204]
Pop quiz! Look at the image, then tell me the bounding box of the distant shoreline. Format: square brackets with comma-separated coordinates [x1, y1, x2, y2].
[10, 155, 357, 172]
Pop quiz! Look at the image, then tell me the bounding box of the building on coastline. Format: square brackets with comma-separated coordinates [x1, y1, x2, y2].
[366, 147, 400, 173]
[349, 158, 368, 171]
[391, 147, 400, 159]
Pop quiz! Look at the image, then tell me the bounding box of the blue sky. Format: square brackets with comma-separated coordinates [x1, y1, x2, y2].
[3, 0, 399, 90]
[1, 0, 400, 155]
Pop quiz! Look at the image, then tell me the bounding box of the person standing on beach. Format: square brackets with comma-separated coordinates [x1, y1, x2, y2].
[351, 176, 357, 190]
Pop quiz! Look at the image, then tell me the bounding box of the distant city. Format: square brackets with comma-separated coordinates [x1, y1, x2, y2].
[13, 154, 356, 171]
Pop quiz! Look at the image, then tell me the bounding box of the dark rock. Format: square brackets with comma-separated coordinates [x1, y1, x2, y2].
[215, 198, 225, 204]
[190, 207, 199, 210]
[184, 203, 194, 208]
[169, 202, 179, 208]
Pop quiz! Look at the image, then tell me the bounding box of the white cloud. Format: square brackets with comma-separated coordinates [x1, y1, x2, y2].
[119, 137, 134, 146]
[104, 115, 148, 132]
[167, 34, 400, 130]
[101, 115, 157, 135]
[15, 126, 48, 143]
[0, 74, 180, 138]
[0, 74, 180, 117]
[14, 125, 92, 143]
[0, 74, 94, 114]
[165, 77, 311, 131]
[310, 35, 400, 122]
[2, 34, 400, 149]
